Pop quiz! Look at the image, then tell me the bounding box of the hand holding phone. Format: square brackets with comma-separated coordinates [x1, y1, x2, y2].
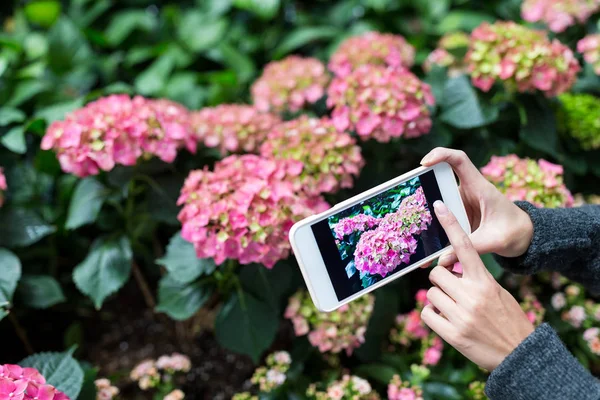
[289, 162, 470, 311]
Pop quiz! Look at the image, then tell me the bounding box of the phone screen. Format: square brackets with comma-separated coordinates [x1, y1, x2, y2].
[310, 170, 449, 301]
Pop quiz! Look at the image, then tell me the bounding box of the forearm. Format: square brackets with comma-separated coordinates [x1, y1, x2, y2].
[495, 203, 600, 293]
[486, 324, 600, 400]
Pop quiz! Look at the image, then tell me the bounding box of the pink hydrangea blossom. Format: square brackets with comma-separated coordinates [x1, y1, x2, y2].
[466, 21, 580, 96]
[94, 378, 119, 400]
[333, 214, 381, 240]
[177, 155, 329, 268]
[307, 375, 379, 400]
[251, 56, 330, 113]
[285, 290, 374, 356]
[251, 351, 291, 392]
[41, 95, 196, 177]
[520, 294, 546, 326]
[155, 353, 191, 373]
[551, 292, 567, 310]
[522, 0, 600, 32]
[327, 65, 435, 142]
[259, 116, 365, 196]
[564, 305, 586, 327]
[0, 167, 6, 208]
[481, 155, 573, 208]
[578, 34, 600, 75]
[190, 105, 281, 155]
[423, 32, 470, 77]
[0, 364, 69, 400]
[163, 390, 185, 400]
[329, 32, 415, 78]
[387, 375, 424, 400]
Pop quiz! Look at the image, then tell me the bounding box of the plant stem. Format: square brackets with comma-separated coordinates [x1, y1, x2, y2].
[131, 260, 156, 310]
[8, 313, 34, 355]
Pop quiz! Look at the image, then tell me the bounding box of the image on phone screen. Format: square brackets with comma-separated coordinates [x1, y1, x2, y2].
[310, 170, 450, 301]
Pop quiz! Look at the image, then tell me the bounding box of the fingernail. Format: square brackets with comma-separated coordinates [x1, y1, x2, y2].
[420, 151, 435, 165]
[439, 254, 450, 264]
[433, 200, 448, 215]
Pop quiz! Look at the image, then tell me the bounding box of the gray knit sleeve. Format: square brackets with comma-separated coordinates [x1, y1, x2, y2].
[486, 323, 600, 400]
[494, 202, 600, 293]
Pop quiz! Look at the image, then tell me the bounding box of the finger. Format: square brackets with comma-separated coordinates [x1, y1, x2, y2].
[426, 286, 461, 322]
[438, 251, 458, 267]
[428, 265, 466, 302]
[420, 148, 484, 187]
[420, 261, 433, 269]
[439, 228, 497, 265]
[421, 304, 456, 342]
[433, 201, 487, 279]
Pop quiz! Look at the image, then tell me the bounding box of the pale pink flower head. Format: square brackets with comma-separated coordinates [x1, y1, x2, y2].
[260, 116, 364, 196]
[551, 292, 566, 310]
[520, 294, 546, 326]
[329, 32, 415, 78]
[522, 0, 600, 32]
[251, 56, 330, 113]
[565, 305, 586, 327]
[584, 327, 600, 341]
[308, 375, 378, 400]
[95, 378, 119, 400]
[190, 105, 281, 155]
[177, 155, 329, 268]
[130, 359, 159, 384]
[578, 34, 600, 75]
[250, 351, 292, 392]
[423, 32, 470, 77]
[481, 155, 573, 208]
[327, 65, 435, 142]
[163, 389, 185, 400]
[387, 375, 423, 400]
[422, 346, 442, 366]
[466, 21, 580, 97]
[155, 353, 191, 373]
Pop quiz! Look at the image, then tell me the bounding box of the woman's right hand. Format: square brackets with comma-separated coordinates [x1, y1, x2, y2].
[420, 148, 534, 266]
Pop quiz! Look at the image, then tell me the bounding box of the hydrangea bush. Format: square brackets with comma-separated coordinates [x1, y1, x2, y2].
[521, 0, 600, 32]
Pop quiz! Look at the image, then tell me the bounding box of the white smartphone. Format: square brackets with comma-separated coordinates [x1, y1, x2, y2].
[289, 162, 470, 312]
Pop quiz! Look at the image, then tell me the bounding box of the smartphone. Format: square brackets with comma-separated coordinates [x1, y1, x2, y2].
[289, 162, 470, 312]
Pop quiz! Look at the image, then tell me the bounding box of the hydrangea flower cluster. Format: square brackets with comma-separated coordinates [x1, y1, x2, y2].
[0, 364, 69, 400]
[306, 375, 380, 400]
[327, 65, 435, 142]
[41, 95, 196, 177]
[480, 155, 574, 208]
[251, 56, 329, 113]
[583, 327, 600, 355]
[465, 21, 580, 96]
[0, 167, 6, 208]
[466, 381, 487, 400]
[190, 105, 281, 155]
[578, 34, 600, 74]
[520, 294, 546, 326]
[259, 117, 364, 196]
[285, 290, 374, 355]
[333, 214, 380, 240]
[94, 378, 119, 400]
[558, 93, 600, 150]
[164, 389, 185, 400]
[250, 351, 291, 392]
[522, 0, 600, 32]
[387, 374, 424, 400]
[354, 188, 432, 277]
[390, 289, 445, 366]
[177, 155, 328, 268]
[423, 32, 470, 77]
[130, 354, 191, 391]
[328, 32, 415, 78]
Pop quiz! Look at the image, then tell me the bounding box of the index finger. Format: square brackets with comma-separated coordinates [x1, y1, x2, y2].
[433, 200, 486, 278]
[420, 148, 482, 186]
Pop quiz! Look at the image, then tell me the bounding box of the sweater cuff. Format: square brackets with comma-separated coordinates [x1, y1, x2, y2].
[494, 202, 593, 275]
[486, 323, 600, 400]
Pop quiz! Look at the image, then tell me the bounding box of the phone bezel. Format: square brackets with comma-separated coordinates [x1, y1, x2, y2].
[288, 162, 470, 312]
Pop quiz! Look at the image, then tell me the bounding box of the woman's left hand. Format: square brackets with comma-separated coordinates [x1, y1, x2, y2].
[421, 200, 535, 372]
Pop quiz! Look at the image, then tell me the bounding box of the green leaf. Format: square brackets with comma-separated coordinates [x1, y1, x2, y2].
[274, 26, 341, 58]
[0, 208, 56, 247]
[20, 349, 84, 399]
[215, 291, 278, 362]
[18, 275, 66, 309]
[72, 236, 132, 309]
[156, 275, 213, 320]
[239, 263, 292, 312]
[7, 80, 50, 107]
[519, 96, 558, 157]
[440, 75, 499, 129]
[47, 17, 91, 73]
[481, 253, 504, 279]
[437, 11, 495, 33]
[134, 55, 175, 96]
[35, 98, 84, 124]
[105, 10, 156, 45]
[423, 382, 462, 400]
[24, 0, 62, 27]
[65, 178, 109, 230]
[0, 249, 21, 313]
[353, 364, 398, 385]
[1, 126, 27, 154]
[178, 12, 228, 53]
[0, 108, 26, 126]
[156, 232, 216, 284]
[233, 0, 280, 19]
[217, 43, 256, 83]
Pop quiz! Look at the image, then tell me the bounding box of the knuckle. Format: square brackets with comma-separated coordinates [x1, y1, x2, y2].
[426, 287, 437, 301]
[429, 266, 444, 283]
[460, 234, 473, 251]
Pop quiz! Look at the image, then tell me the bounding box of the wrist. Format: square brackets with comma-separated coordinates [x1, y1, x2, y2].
[508, 208, 534, 258]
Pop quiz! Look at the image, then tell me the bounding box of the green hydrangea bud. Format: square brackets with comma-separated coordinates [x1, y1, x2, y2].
[558, 93, 600, 150]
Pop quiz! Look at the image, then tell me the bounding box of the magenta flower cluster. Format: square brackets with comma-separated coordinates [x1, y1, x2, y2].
[327, 65, 435, 142]
[190, 104, 281, 155]
[251, 56, 330, 113]
[41, 95, 196, 177]
[522, 0, 600, 32]
[333, 214, 380, 240]
[387, 374, 424, 400]
[259, 116, 364, 196]
[481, 155, 574, 208]
[177, 155, 328, 268]
[285, 290, 374, 356]
[466, 21, 580, 96]
[353, 188, 432, 277]
[328, 32, 415, 78]
[0, 364, 69, 400]
[0, 167, 6, 208]
[578, 34, 600, 75]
